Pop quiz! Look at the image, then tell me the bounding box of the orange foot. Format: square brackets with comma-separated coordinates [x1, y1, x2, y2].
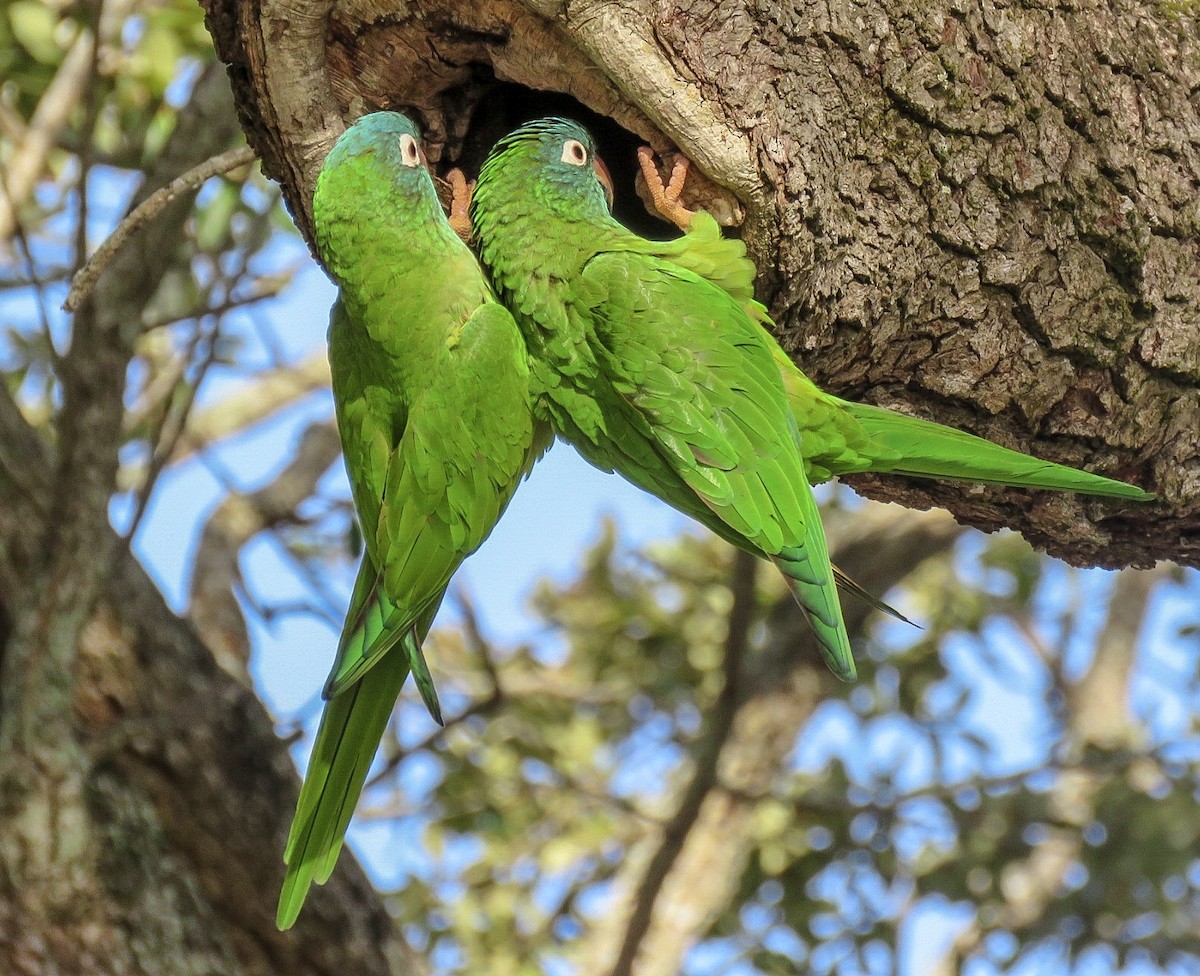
[446, 168, 475, 242]
[637, 146, 696, 231]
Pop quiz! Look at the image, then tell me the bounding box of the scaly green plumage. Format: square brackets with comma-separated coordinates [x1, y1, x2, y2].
[277, 112, 546, 930]
[472, 119, 856, 679]
[471, 118, 1151, 684]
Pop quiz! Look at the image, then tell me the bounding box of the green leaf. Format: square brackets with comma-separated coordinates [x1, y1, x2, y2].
[8, 2, 65, 65]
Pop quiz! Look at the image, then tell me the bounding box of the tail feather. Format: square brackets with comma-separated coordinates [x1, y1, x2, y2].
[322, 561, 411, 699]
[277, 646, 411, 929]
[774, 546, 856, 681]
[842, 400, 1153, 500]
[832, 565, 916, 628]
[323, 563, 445, 727]
[405, 624, 444, 726]
[279, 579, 446, 929]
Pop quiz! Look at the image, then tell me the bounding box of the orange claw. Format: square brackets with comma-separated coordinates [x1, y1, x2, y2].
[637, 146, 696, 231]
[446, 168, 475, 242]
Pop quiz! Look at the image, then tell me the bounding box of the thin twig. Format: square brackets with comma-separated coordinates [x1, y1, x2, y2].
[0, 169, 57, 362]
[183, 421, 343, 683]
[72, 0, 105, 317]
[239, 189, 291, 367]
[116, 350, 331, 490]
[356, 589, 512, 779]
[0, 268, 74, 291]
[122, 229, 262, 538]
[122, 338, 198, 440]
[255, 598, 341, 630]
[363, 689, 505, 790]
[63, 144, 257, 312]
[123, 317, 221, 543]
[136, 276, 292, 334]
[0, 100, 27, 144]
[118, 172, 274, 542]
[266, 525, 350, 625]
[535, 763, 664, 826]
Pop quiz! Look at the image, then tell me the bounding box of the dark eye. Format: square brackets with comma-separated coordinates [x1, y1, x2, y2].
[398, 133, 421, 167]
[561, 139, 588, 166]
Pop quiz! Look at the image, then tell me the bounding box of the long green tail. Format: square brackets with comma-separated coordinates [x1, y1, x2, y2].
[842, 400, 1153, 500]
[278, 581, 445, 929]
[277, 642, 412, 929]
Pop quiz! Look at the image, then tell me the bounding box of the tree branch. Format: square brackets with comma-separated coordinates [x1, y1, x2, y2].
[190, 421, 343, 683]
[0, 59, 403, 972]
[0, 0, 136, 242]
[930, 564, 1165, 975]
[0, 379, 404, 975]
[605, 548, 757, 976]
[64, 145, 258, 313]
[576, 508, 962, 976]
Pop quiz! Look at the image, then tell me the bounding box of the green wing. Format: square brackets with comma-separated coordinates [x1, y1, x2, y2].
[325, 299, 536, 697]
[647, 211, 761, 304]
[570, 253, 855, 679]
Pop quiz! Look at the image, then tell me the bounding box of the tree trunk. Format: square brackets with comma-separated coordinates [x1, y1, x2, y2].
[0, 394, 409, 976]
[202, 0, 1199, 569]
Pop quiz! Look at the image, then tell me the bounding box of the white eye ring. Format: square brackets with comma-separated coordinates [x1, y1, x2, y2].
[399, 133, 421, 168]
[562, 139, 588, 166]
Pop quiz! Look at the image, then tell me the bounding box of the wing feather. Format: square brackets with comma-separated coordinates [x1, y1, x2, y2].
[567, 251, 850, 669]
[324, 300, 535, 697]
[578, 254, 806, 556]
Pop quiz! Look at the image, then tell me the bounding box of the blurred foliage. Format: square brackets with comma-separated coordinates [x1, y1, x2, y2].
[373, 524, 1200, 976]
[0, 0, 298, 489]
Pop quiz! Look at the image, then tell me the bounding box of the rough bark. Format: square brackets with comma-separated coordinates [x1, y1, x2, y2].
[201, 0, 1199, 569]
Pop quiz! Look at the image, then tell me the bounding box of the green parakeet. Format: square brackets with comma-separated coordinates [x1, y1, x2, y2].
[277, 111, 545, 930]
[470, 117, 1151, 683]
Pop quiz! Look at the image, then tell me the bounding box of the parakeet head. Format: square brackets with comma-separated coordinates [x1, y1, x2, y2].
[314, 111, 442, 281]
[475, 117, 614, 221]
[319, 111, 430, 185]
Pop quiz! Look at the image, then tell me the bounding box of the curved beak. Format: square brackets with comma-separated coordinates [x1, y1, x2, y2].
[593, 154, 614, 211]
